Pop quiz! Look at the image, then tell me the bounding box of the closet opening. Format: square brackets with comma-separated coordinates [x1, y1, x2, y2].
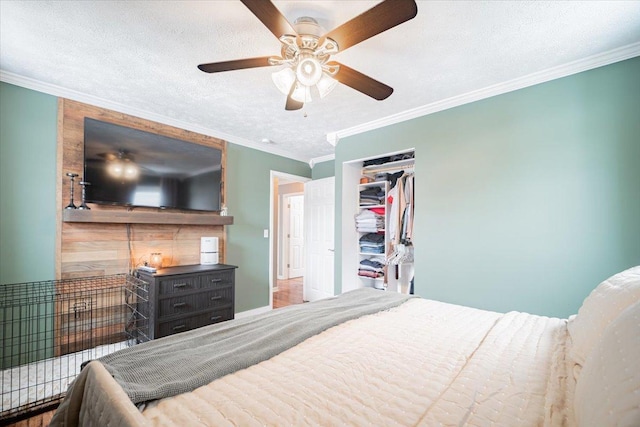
[342, 150, 415, 295]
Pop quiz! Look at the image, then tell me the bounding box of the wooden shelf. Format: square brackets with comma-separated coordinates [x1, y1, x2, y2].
[62, 209, 233, 225]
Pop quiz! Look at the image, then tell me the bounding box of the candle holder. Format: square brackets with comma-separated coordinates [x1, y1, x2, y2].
[65, 172, 79, 209]
[149, 253, 163, 269]
[78, 181, 91, 210]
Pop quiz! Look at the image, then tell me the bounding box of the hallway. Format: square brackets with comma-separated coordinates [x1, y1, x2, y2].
[273, 277, 304, 309]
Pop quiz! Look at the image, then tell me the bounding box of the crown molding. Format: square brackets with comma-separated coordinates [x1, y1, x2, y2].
[0, 70, 311, 164]
[309, 153, 335, 168]
[326, 42, 640, 146]
[4, 40, 638, 162]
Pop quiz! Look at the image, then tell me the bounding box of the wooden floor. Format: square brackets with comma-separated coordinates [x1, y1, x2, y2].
[5, 408, 55, 427]
[273, 277, 304, 308]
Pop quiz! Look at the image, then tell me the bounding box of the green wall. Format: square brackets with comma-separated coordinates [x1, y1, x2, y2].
[0, 82, 58, 284]
[312, 159, 335, 179]
[336, 57, 640, 318]
[1, 83, 58, 368]
[225, 144, 311, 312]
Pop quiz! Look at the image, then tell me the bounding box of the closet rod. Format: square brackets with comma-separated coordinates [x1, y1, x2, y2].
[363, 164, 415, 175]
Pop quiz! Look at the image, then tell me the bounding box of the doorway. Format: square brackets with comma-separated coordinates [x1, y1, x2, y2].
[269, 171, 310, 309]
[282, 193, 305, 279]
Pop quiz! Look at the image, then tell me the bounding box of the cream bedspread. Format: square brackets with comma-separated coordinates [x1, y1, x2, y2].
[52, 298, 570, 426]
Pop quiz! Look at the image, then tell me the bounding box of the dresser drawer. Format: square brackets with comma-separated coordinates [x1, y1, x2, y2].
[139, 264, 237, 340]
[157, 275, 200, 295]
[158, 286, 233, 318]
[157, 307, 233, 337]
[199, 270, 234, 289]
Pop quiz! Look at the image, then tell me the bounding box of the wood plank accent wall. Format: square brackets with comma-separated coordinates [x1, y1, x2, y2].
[56, 99, 229, 279]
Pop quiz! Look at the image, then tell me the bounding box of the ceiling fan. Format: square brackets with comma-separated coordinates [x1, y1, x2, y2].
[198, 0, 418, 110]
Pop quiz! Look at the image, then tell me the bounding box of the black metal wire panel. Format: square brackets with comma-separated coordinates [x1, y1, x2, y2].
[0, 274, 149, 421]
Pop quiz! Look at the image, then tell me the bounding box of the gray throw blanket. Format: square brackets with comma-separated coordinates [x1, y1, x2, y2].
[98, 287, 414, 404]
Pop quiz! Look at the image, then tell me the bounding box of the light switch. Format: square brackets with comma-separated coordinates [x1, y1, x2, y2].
[263, 229, 269, 238]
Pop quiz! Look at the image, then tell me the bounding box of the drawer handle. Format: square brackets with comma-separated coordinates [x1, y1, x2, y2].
[210, 315, 222, 321]
[173, 302, 187, 308]
[210, 278, 222, 283]
[172, 324, 186, 331]
[173, 283, 188, 288]
[210, 296, 222, 301]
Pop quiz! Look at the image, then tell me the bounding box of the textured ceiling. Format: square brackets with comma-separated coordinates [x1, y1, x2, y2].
[1, 1, 640, 163]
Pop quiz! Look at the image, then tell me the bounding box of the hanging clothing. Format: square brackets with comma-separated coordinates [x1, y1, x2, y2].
[387, 172, 407, 245]
[386, 171, 404, 190]
[387, 183, 399, 242]
[386, 170, 414, 266]
[400, 174, 414, 244]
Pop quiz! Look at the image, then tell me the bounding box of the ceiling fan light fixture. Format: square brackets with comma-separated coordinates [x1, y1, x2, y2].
[316, 73, 338, 98]
[296, 56, 323, 87]
[271, 67, 296, 96]
[198, 0, 419, 110]
[290, 82, 312, 103]
[293, 16, 323, 38]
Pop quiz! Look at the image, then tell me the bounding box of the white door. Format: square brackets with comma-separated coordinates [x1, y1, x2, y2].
[287, 194, 305, 278]
[304, 177, 335, 302]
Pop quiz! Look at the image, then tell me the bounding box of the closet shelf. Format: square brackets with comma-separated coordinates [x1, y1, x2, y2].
[62, 209, 234, 225]
[359, 181, 386, 187]
[362, 158, 415, 175]
[359, 204, 385, 209]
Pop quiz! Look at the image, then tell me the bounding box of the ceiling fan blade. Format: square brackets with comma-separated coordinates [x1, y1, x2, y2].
[285, 82, 303, 111]
[198, 56, 275, 73]
[240, 0, 297, 40]
[285, 96, 303, 111]
[330, 62, 393, 101]
[323, 0, 417, 52]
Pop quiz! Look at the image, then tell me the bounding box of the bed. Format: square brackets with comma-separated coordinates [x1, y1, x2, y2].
[50, 266, 640, 426]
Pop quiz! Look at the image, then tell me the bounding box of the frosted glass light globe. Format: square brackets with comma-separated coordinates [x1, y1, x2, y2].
[296, 57, 322, 87]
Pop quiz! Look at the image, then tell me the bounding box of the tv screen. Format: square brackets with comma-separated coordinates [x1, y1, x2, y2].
[83, 118, 222, 212]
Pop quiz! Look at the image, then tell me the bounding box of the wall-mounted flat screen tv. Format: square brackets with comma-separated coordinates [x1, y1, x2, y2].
[83, 118, 222, 212]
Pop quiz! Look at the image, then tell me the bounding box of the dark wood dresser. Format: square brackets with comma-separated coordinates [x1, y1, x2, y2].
[137, 264, 237, 339]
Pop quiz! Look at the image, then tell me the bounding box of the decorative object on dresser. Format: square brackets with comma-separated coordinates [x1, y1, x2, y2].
[149, 252, 163, 269]
[136, 264, 237, 340]
[200, 236, 219, 265]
